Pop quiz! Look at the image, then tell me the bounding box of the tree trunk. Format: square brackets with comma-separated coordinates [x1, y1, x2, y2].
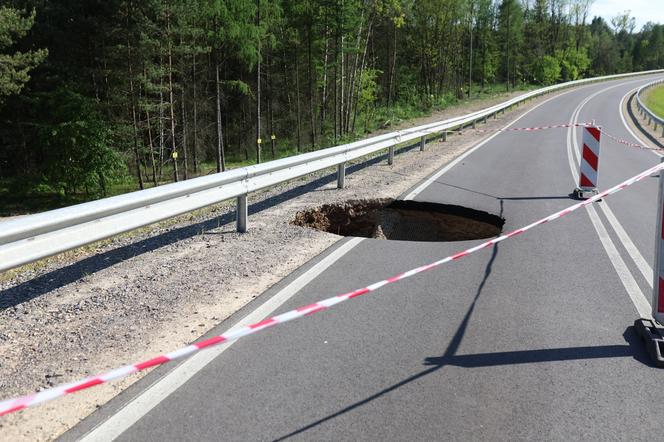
[145, 106, 158, 187]
[334, 42, 338, 142]
[181, 91, 188, 180]
[126, 20, 144, 190]
[340, 32, 345, 136]
[506, 8, 511, 91]
[267, 52, 276, 158]
[468, 5, 474, 98]
[256, 0, 262, 163]
[346, 11, 364, 134]
[320, 30, 330, 135]
[307, 18, 316, 150]
[158, 54, 165, 179]
[388, 21, 397, 107]
[215, 54, 226, 172]
[167, 13, 178, 183]
[192, 54, 199, 174]
[352, 17, 373, 133]
[295, 47, 302, 152]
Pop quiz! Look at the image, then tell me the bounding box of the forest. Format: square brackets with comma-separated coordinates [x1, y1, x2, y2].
[1, 0, 663, 211]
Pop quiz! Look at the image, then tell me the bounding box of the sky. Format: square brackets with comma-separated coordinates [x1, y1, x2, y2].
[589, 0, 664, 31]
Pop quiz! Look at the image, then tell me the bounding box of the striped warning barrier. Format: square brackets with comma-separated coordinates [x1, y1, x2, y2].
[634, 159, 664, 368]
[653, 159, 664, 324]
[1, 160, 663, 417]
[575, 124, 601, 199]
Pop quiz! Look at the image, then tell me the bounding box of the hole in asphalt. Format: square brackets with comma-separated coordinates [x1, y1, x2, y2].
[291, 198, 504, 241]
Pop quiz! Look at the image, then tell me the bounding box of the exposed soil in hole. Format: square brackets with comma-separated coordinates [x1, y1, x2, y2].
[291, 198, 504, 241]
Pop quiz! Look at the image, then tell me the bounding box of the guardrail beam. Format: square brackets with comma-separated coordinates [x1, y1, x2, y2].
[2, 70, 663, 273]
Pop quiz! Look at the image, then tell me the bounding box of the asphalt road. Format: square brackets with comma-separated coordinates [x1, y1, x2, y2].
[65, 75, 664, 441]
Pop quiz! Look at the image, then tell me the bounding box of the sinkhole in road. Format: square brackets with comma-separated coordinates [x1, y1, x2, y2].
[291, 199, 504, 242]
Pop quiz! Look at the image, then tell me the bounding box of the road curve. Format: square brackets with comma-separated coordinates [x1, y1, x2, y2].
[64, 75, 664, 441]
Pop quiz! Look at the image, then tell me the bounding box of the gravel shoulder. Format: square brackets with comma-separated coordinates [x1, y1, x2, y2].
[0, 89, 558, 441]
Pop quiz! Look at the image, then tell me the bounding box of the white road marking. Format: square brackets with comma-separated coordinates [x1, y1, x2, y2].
[79, 237, 364, 442]
[618, 86, 662, 158]
[568, 84, 655, 287]
[598, 202, 653, 286]
[585, 204, 653, 318]
[403, 88, 579, 201]
[565, 79, 654, 317]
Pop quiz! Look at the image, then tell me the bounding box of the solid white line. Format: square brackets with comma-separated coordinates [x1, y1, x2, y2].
[570, 81, 656, 287]
[565, 80, 653, 317]
[618, 86, 662, 158]
[585, 204, 653, 318]
[403, 88, 578, 201]
[79, 237, 364, 442]
[598, 201, 653, 286]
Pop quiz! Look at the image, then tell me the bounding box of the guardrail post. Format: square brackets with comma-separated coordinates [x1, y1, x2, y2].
[236, 195, 248, 233]
[483, 115, 487, 124]
[337, 163, 346, 189]
[419, 136, 426, 151]
[472, 120, 476, 129]
[493, 112, 497, 119]
[442, 131, 447, 142]
[388, 145, 395, 165]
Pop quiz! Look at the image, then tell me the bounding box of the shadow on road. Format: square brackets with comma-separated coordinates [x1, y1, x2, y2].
[273, 239, 500, 441]
[0, 140, 427, 310]
[434, 181, 572, 201]
[273, 236, 652, 441]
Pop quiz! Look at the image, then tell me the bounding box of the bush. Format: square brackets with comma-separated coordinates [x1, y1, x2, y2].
[37, 88, 127, 197]
[539, 55, 562, 84]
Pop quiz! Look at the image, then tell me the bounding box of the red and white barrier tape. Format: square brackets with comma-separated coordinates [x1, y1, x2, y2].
[599, 128, 662, 151]
[471, 122, 592, 133]
[1, 161, 664, 417]
[395, 122, 590, 141]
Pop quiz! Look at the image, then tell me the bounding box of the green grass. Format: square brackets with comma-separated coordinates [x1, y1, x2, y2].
[0, 83, 533, 216]
[645, 85, 664, 119]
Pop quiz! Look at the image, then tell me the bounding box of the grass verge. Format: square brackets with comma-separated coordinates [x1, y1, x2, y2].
[645, 84, 664, 119]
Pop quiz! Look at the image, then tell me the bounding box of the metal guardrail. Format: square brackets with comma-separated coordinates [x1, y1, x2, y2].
[2, 69, 664, 273]
[636, 78, 664, 137]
